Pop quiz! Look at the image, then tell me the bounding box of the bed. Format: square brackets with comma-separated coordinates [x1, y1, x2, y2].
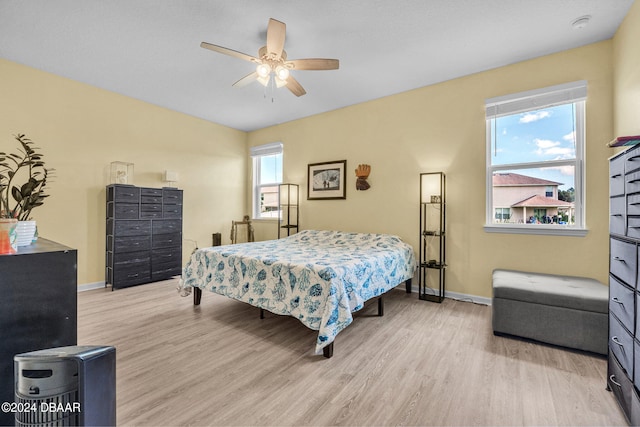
[178, 229, 416, 357]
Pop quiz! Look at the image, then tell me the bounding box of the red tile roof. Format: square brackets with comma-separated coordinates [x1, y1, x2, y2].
[493, 172, 562, 186]
[512, 194, 574, 208]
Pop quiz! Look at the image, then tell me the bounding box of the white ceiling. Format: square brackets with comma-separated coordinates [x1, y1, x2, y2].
[0, 0, 634, 132]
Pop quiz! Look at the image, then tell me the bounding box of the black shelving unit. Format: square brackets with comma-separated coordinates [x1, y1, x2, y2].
[419, 172, 446, 302]
[278, 183, 299, 238]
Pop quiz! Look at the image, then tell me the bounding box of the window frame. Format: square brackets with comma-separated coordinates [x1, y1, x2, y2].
[250, 142, 283, 220]
[484, 81, 587, 237]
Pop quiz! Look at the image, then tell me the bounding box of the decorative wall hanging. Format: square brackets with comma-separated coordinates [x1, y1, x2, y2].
[307, 160, 347, 200]
[355, 164, 371, 190]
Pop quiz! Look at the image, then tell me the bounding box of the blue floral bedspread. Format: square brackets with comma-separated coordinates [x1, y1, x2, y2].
[179, 230, 416, 354]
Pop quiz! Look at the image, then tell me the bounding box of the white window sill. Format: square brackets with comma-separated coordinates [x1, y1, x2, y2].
[483, 224, 588, 237]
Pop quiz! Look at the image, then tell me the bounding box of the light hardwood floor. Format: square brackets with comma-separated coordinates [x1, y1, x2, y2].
[78, 280, 626, 426]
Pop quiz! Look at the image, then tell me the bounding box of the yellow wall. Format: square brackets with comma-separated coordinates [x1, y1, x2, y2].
[0, 59, 247, 286]
[248, 41, 614, 298]
[4, 23, 629, 298]
[613, 0, 640, 137]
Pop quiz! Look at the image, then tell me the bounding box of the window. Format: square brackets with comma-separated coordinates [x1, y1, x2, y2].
[251, 142, 283, 219]
[494, 208, 511, 222]
[485, 81, 587, 236]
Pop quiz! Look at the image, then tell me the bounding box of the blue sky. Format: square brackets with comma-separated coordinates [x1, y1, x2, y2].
[260, 153, 283, 184]
[491, 103, 576, 190]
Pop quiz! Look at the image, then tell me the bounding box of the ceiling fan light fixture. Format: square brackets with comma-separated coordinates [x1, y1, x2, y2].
[257, 74, 270, 87]
[275, 76, 288, 88]
[275, 65, 290, 81]
[256, 63, 271, 78]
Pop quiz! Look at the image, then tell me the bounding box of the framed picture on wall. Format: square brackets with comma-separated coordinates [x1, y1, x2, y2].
[307, 160, 347, 200]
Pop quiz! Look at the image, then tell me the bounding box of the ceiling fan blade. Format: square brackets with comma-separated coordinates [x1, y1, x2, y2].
[286, 58, 339, 71]
[286, 75, 306, 97]
[200, 42, 261, 63]
[233, 71, 258, 87]
[266, 18, 286, 59]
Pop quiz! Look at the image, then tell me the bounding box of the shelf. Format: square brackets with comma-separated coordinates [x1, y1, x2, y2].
[421, 262, 447, 269]
[419, 172, 446, 303]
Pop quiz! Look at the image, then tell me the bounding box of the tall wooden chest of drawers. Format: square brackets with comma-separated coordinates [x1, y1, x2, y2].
[106, 184, 183, 289]
[609, 145, 640, 424]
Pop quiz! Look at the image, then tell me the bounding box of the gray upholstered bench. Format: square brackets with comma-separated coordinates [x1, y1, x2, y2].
[492, 269, 608, 355]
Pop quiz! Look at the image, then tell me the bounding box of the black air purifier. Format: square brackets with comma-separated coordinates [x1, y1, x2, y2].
[14, 345, 116, 427]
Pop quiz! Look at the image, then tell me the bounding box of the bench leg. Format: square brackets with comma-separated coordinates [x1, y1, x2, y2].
[405, 278, 412, 293]
[378, 296, 384, 316]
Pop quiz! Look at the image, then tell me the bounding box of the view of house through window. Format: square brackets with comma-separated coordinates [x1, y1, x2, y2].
[485, 81, 586, 233]
[251, 143, 283, 219]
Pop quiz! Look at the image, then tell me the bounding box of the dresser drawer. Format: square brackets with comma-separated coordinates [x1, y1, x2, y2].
[113, 262, 151, 287]
[113, 249, 150, 265]
[610, 275, 635, 331]
[609, 351, 633, 421]
[163, 204, 183, 218]
[141, 203, 162, 218]
[631, 385, 640, 426]
[163, 189, 182, 204]
[152, 247, 182, 279]
[152, 232, 181, 249]
[111, 203, 139, 219]
[113, 185, 140, 202]
[635, 340, 640, 389]
[627, 152, 640, 175]
[629, 217, 640, 239]
[611, 238, 637, 286]
[628, 170, 640, 195]
[152, 247, 181, 263]
[611, 196, 626, 236]
[611, 155, 626, 196]
[114, 220, 151, 237]
[153, 219, 181, 235]
[111, 235, 151, 253]
[611, 313, 634, 378]
[141, 195, 162, 204]
[141, 187, 163, 197]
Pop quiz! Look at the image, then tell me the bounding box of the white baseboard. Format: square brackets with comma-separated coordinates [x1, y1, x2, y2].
[407, 284, 491, 306]
[77, 281, 106, 292]
[79, 280, 492, 306]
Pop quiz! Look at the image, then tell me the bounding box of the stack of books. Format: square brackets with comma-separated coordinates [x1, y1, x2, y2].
[608, 135, 640, 147]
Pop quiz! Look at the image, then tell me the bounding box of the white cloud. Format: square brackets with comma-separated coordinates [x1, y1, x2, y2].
[534, 138, 575, 159]
[535, 138, 559, 149]
[563, 131, 575, 142]
[519, 111, 551, 123]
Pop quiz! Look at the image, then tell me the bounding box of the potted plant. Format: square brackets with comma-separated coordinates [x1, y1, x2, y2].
[0, 134, 53, 248]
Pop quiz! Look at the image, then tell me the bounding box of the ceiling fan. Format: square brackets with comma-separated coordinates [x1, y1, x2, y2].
[201, 18, 339, 97]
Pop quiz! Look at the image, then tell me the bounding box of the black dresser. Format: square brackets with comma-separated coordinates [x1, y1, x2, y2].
[608, 145, 640, 424]
[106, 184, 183, 289]
[0, 239, 77, 426]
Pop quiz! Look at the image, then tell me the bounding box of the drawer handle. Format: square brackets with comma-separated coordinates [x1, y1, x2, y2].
[612, 173, 622, 178]
[611, 336, 625, 351]
[127, 273, 139, 278]
[613, 257, 626, 263]
[629, 155, 640, 161]
[611, 214, 623, 217]
[611, 297, 625, 306]
[628, 179, 640, 183]
[609, 375, 622, 388]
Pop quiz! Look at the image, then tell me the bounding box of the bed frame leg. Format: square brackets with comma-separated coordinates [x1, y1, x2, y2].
[405, 278, 412, 293]
[323, 342, 334, 358]
[193, 288, 202, 305]
[260, 308, 265, 319]
[378, 296, 384, 316]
